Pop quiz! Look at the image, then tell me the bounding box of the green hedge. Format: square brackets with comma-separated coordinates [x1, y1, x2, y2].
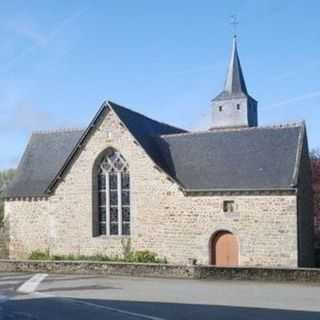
[28, 249, 167, 264]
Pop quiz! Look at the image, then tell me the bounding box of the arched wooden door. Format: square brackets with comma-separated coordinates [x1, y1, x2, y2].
[211, 231, 239, 266]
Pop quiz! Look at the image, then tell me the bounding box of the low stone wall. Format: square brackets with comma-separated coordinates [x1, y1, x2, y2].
[0, 260, 195, 279]
[0, 260, 320, 283]
[197, 266, 320, 282]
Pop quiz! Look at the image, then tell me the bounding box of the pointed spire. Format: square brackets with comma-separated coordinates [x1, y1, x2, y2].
[211, 35, 258, 129]
[224, 36, 248, 96]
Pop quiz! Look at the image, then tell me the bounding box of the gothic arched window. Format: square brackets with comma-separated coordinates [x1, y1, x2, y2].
[97, 149, 130, 236]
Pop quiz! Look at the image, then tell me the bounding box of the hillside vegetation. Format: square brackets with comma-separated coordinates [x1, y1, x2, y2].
[0, 169, 16, 223]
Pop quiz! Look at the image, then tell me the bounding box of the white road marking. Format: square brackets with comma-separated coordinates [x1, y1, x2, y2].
[17, 273, 48, 294]
[33, 292, 166, 320]
[67, 299, 167, 320]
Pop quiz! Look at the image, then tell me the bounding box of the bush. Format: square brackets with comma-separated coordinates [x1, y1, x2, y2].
[51, 254, 112, 262]
[127, 250, 167, 263]
[28, 250, 167, 264]
[29, 250, 50, 260]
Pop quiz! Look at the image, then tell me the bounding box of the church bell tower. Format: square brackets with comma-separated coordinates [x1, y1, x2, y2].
[211, 36, 258, 129]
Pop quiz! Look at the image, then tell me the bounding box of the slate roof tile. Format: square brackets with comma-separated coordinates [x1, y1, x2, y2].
[4, 101, 304, 197]
[158, 124, 304, 190]
[4, 129, 84, 197]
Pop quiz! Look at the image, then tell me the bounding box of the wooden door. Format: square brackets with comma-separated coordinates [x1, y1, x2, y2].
[212, 232, 239, 266]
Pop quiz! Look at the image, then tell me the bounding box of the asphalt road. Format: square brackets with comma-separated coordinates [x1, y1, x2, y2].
[0, 272, 319, 319]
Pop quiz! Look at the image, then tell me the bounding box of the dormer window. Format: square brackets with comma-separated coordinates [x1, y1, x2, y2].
[218, 106, 223, 112]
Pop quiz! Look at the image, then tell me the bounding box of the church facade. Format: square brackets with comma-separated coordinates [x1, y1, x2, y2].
[4, 38, 314, 267]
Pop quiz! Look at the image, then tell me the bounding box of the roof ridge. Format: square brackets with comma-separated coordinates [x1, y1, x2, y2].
[108, 100, 187, 132]
[160, 121, 305, 138]
[209, 121, 305, 132]
[32, 128, 84, 135]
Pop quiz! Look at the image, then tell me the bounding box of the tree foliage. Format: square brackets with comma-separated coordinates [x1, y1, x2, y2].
[0, 169, 16, 223]
[311, 149, 320, 240]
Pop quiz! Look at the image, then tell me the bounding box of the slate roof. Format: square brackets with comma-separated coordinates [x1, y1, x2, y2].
[4, 101, 186, 198]
[5, 129, 84, 197]
[158, 124, 304, 191]
[109, 102, 187, 174]
[4, 101, 305, 198]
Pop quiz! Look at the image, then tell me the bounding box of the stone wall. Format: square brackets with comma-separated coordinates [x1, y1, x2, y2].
[211, 95, 257, 128]
[5, 198, 49, 258]
[0, 259, 320, 283]
[196, 265, 320, 282]
[5, 107, 299, 267]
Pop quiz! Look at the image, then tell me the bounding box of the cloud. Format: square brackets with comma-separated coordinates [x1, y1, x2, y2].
[0, 102, 85, 170]
[1, 5, 88, 73]
[271, 60, 320, 82]
[267, 90, 320, 109]
[0, 103, 82, 134]
[6, 19, 48, 47]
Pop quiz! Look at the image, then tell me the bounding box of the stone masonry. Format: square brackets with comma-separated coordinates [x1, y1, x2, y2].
[4, 108, 300, 267]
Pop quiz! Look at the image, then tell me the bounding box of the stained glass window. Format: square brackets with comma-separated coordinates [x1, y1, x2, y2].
[97, 149, 130, 236]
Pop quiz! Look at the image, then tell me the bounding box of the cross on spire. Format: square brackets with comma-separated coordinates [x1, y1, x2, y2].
[230, 15, 239, 38]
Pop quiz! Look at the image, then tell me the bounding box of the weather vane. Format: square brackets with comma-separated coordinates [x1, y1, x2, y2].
[230, 15, 239, 38]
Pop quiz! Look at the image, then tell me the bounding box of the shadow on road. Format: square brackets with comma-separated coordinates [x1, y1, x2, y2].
[2, 297, 320, 320]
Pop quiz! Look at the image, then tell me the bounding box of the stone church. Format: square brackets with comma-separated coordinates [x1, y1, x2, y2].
[4, 38, 314, 267]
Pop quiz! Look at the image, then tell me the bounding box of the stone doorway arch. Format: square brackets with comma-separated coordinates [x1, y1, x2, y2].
[210, 231, 239, 266]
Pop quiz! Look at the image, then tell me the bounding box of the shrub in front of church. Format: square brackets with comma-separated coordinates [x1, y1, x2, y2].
[29, 250, 51, 260]
[50, 254, 112, 262]
[125, 250, 167, 264]
[28, 250, 167, 264]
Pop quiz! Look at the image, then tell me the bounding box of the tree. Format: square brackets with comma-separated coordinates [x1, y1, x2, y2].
[0, 169, 16, 223]
[311, 149, 320, 240]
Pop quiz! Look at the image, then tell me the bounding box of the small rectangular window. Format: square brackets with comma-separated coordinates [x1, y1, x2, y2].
[218, 106, 223, 112]
[236, 104, 240, 110]
[223, 200, 235, 213]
